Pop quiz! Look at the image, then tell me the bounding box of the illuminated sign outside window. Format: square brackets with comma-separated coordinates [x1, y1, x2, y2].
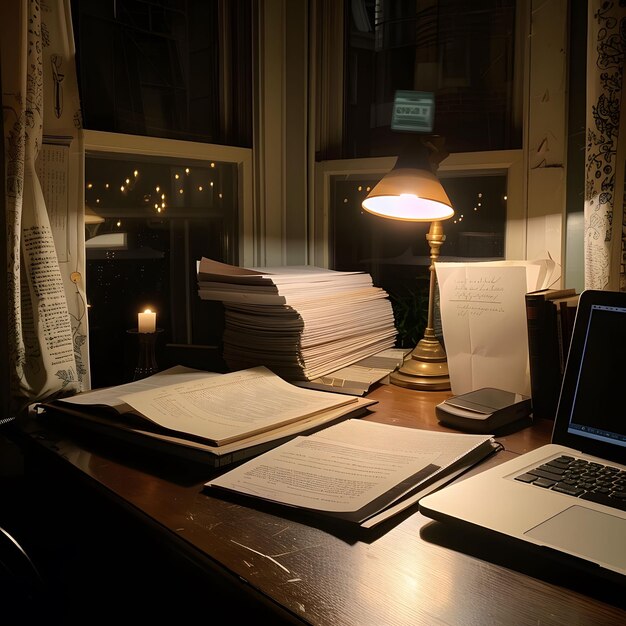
[391, 91, 435, 133]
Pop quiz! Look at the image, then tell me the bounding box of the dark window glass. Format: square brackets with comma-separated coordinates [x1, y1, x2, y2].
[71, 0, 252, 147]
[84, 155, 236, 387]
[345, 0, 520, 157]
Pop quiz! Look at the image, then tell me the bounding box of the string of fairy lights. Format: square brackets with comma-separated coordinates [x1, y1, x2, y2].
[85, 162, 226, 227]
[450, 191, 508, 226]
[87, 167, 507, 231]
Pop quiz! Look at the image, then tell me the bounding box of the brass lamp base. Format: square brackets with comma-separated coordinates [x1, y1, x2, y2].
[390, 336, 451, 391]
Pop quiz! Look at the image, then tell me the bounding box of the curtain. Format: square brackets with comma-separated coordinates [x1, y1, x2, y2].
[1, 0, 88, 416]
[585, 1, 626, 290]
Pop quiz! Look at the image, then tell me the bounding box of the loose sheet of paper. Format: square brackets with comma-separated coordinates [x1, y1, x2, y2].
[436, 261, 555, 396]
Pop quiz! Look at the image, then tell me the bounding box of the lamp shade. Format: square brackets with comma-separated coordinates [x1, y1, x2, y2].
[362, 167, 454, 222]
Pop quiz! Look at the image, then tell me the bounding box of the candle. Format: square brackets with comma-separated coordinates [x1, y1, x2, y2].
[138, 309, 156, 333]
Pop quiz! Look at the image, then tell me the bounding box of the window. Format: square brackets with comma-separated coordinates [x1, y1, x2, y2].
[82, 132, 252, 388]
[71, 0, 254, 387]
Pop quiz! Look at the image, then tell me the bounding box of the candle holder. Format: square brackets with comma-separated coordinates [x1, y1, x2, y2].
[128, 328, 163, 381]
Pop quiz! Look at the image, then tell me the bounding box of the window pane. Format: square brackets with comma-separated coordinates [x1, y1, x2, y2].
[71, 0, 253, 147]
[345, 0, 520, 156]
[85, 154, 237, 387]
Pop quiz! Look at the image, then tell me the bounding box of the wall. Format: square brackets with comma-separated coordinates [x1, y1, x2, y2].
[525, 0, 569, 286]
[252, 0, 310, 267]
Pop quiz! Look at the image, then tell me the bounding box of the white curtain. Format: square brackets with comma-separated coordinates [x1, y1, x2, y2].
[2, 0, 88, 416]
[585, 1, 626, 291]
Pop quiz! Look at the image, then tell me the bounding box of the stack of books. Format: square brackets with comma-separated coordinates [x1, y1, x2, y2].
[197, 258, 398, 381]
[525, 287, 579, 419]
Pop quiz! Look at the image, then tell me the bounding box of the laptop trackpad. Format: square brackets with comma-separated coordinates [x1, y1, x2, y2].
[525, 505, 626, 570]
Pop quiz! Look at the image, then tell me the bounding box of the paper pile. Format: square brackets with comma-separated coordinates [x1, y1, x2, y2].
[197, 258, 398, 381]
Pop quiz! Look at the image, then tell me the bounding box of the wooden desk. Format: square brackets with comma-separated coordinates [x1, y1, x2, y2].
[12, 384, 626, 625]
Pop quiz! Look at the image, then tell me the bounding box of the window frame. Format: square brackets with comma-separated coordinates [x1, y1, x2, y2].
[81, 130, 254, 264]
[80, 130, 254, 382]
[312, 149, 525, 269]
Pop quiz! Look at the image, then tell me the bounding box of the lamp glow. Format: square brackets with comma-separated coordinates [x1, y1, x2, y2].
[362, 193, 453, 221]
[362, 168, 453, 221]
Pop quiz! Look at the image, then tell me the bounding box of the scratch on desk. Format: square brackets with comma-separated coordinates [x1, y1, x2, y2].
[274, 546, 320, 560]
[271, 525, 291, 537]
[177, 520, 222, 533]
[231, 540, 291, 574]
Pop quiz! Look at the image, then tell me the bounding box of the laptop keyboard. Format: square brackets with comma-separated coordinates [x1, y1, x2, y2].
[515, 455, 626, 512]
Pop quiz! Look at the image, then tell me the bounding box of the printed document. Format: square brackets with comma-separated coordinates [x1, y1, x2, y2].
[206, 419, 494, 523]
[119, 366, 355, 446]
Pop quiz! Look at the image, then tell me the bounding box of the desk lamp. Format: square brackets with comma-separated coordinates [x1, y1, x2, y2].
[362, 137, 454, 391]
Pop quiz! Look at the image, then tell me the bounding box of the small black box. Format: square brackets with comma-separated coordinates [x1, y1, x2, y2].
[436, 387, 532, 434]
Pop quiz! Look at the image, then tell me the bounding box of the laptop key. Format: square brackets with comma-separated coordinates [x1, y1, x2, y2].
[546, 460, 570, 470]
[533, 478, 556, 488]
[529, 468, 564, 482]
[514, 473, 537, 483]
[553, 482, 585, 496]
[580, 490, 626, 512]
[538, 463, 565, 475]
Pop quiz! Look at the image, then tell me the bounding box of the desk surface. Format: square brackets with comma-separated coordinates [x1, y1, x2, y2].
[16, 384, 626, 625]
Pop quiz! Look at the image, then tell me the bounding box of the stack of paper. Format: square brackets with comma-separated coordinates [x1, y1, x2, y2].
[292, 347, 410, 396]
[197, 258, 398, 381]
[41, 366, 377, 468]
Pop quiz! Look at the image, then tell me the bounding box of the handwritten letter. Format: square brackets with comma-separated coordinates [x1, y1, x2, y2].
[436, 262, 539, 396]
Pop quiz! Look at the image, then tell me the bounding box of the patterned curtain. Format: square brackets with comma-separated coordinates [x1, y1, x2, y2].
[1, 0, 88, 416]
[585, 1, 626, 290]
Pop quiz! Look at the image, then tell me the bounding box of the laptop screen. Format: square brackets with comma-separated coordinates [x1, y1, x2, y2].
[553, 290, 626, 464]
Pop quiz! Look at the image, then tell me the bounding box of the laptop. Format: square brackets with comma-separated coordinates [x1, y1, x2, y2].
[419, 289, 626, 577]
